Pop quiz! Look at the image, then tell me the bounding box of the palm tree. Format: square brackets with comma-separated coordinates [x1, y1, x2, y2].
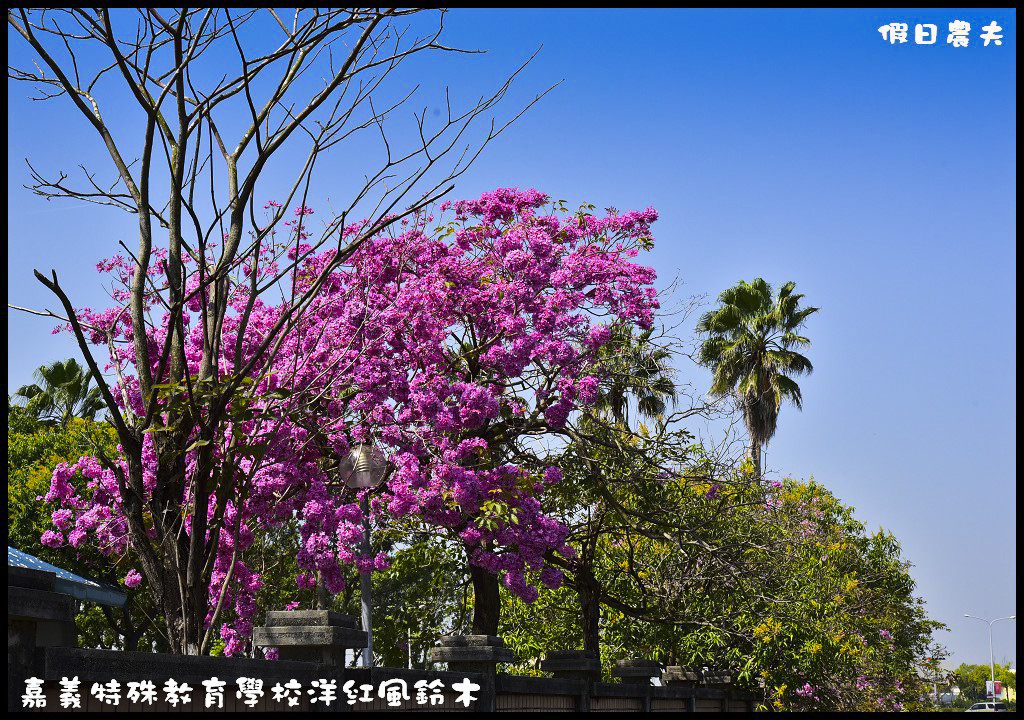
[592, 326, 677, 427]
[696, 279, 818, 478]
[13, 358, 105, 426]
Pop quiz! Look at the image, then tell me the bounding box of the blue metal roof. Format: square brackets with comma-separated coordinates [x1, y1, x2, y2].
[8, 546, 127, 607]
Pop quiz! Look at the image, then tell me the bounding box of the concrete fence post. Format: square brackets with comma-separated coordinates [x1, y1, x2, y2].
[8, 567, 77, 713]
[252, 610, 367, 666]
[429, 635, 510, 712]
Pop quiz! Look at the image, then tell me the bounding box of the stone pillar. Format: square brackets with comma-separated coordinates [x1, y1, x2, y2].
[541, 649, 601, 682]
[662, 665, 700, 687]
[429, 634, 512, 676]
[252, 610, 367, 666]
[8, 567, 77, 713]
[705, 667, 734, 710]
[430, 635, 510, 712]
[612, 659, 660, 712]
[704, 668, 733, 689]
[612, 658, 661, 685]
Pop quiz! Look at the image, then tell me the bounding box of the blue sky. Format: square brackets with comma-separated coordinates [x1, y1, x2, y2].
[7, 9, 1015, 668]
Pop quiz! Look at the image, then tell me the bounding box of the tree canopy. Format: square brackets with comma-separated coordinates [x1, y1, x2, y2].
[696, 278, 818, 477]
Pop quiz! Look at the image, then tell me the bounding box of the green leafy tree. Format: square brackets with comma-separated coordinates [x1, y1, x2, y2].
[364, 532, 472, 669]
[545, 327, 682, 663]
[954, 662, 1016, 702]
[8, 402, 115, 553]
[724, 478, 942, 711]
[13, 358, 104, 426]
[696, 279, 818, 477]
[7, 400, 164, 651]
[494, 441, 943, 712]
[501, 408, 760, 677]
[594, 475, 941, 711]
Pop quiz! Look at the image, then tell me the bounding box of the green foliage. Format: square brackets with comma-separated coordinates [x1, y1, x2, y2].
[486, 410, 941, 712]
[8, 399, 165, 651]
[8, 401, 116, 554]
[367, 533, 471, 669]
[729, 479, 942, 711]
[501, 582, 584, 674]
[953, 662, 1016, 702]
[249, 512, 473, 668]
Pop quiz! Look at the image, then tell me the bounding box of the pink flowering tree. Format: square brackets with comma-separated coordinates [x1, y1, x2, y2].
[11, 8, 548, 655]
[41, 186, 661, 652]
[287, 189, 661, 634]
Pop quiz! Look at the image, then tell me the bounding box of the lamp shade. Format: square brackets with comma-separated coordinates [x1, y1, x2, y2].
[339, 443, 389, 489]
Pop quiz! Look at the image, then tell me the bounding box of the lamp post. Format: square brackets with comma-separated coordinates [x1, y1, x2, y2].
[340, 442, 389, 668]
[963, 614, 1015, 702]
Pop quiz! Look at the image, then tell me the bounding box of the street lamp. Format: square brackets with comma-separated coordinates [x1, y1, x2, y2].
[964, 614, 1016, 702]
[340, 442, 390, 668]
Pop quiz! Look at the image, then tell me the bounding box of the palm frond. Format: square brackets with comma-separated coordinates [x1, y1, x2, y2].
[14, 358, 103, 426]
[696, 278, 817, 461]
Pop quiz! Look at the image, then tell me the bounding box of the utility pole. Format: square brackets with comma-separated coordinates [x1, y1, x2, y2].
[964, 614, 1016, 703]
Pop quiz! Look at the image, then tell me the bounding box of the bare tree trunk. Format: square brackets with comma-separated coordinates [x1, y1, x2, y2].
[469, 562, 500, 636]
[577, 567, 601, 657]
